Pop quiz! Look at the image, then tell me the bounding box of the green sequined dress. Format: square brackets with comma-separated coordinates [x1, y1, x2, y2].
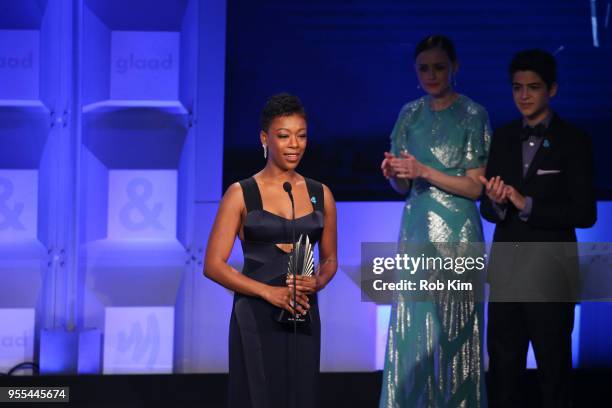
[379, 95, 491, 408]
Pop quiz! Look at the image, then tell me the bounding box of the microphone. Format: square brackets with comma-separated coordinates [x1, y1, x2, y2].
[282, 182, 296, 265]
[283, 181, 294, 202]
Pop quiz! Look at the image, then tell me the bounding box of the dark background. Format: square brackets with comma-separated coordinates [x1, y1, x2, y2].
[224, 0, 612, 200]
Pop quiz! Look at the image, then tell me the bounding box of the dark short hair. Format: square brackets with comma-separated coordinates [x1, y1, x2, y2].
[414, 35, 457, 63]
[260, 93, 306, 132]
[509, 49, 557, 89]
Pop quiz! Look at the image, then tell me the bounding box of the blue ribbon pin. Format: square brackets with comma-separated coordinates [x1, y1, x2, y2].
[543, 139, 550, 148]
[310, 196, 317, 204]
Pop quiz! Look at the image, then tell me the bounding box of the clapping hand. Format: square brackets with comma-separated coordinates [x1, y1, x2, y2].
[397, 151, 426, 179]
[478, 176, 526, 210]
[381, 152, 397, 179]
[503, 184, 526, 211]
[381, 150, 426, 180]
[478, 176, 508, 204]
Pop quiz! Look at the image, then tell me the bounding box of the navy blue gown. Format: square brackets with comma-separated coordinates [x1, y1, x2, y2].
[228, 177, 324, 408]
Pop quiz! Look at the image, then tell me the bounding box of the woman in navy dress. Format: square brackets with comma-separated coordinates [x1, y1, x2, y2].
[204, 93, 338, 408]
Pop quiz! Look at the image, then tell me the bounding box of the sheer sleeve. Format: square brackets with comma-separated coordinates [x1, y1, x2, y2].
[461, 107, 492, 169]
[389, 101, 420, 156]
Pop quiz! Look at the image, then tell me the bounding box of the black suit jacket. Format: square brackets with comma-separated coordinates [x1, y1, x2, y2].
[480, 113, 597, 301]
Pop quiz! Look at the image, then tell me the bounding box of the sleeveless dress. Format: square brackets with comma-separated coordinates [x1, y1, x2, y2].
[379, 95, 492, 408]
[228, 177, 324, 408]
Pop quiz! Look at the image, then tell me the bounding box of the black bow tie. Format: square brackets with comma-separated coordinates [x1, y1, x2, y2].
[521, 123, 547, 141]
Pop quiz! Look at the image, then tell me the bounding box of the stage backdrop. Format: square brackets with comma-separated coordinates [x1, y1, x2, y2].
[224, 0, 612, 200]
[0, 0, 611, 377]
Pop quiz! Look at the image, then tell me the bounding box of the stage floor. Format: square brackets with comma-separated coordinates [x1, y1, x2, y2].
[0, 370, 609, 407]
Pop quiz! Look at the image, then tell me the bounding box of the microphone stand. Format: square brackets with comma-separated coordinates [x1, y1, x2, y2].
[283, 182, 297, 408]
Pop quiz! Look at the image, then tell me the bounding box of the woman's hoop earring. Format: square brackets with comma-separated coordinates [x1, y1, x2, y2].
[263, 144, 267, 159]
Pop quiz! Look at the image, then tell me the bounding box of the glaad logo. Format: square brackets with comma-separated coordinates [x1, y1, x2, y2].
[0, 52, 33, 70]
[117, 314, 160, 368]
[1, 332, 29, 348]
[119, 178, 164, 231]
[115, 53, 173, 74]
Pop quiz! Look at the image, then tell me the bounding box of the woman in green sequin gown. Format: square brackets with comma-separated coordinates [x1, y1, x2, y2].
[380, 36, 491, 408]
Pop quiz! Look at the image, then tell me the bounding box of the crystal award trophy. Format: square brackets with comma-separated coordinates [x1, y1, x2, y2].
[276, 234, 314, 324]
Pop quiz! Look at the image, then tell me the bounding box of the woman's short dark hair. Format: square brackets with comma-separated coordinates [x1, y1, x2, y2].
[509, 49, 557, 89]
[260, 93, 306, 132]
[414, 35, 457, 63]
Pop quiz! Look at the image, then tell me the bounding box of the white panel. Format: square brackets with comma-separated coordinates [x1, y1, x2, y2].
[110, 31, 179, 100]
[0, 30, 39, 100]
[107, 170, 177, 240]
[103, 306, 174, 374]
[319, 265, 377, 371]
[0, 308, 35, 372]
[0, 170, 38, 242]
[376, 305, 391, 370]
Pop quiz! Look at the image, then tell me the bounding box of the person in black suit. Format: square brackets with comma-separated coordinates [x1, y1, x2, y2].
[479, 49, 597, 407]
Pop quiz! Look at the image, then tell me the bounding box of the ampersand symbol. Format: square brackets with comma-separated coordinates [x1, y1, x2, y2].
[119, 178, 164, 231]
[0, 177, 25, 231]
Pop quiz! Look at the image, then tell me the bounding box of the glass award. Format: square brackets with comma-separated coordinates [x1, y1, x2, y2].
[276, 234, 314, 324]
